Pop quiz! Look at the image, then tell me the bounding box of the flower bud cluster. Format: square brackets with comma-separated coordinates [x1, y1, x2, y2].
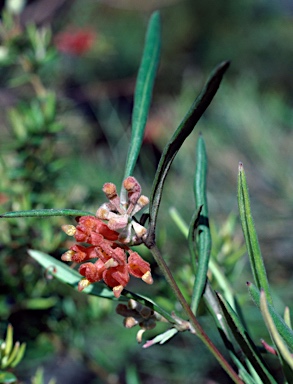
[96, 176, 149, 245]
[116, 299, 165, 343]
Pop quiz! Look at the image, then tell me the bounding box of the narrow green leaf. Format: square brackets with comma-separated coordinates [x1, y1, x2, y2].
[28, 249, 122, 299]
[217, 292, 277, 384]
[145, 61, 230, 246]
[238, 163, 272, 304]
[203, 282, 236, 352]
[123, 11, 161, 179]
[0, 209, 95, 219]
[28, 250, 175, 324]
[5, 342, 20, 368]
[9, 343, 26, 368]
[260, 291, 293, 380]
[0, 371, 17, 383]
[4, 325, 13, 357]
[247, 282, 293, 349]
[190, 135, 212, 314]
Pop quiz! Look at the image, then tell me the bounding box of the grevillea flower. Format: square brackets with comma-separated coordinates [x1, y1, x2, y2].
[61, 177, 152, 298]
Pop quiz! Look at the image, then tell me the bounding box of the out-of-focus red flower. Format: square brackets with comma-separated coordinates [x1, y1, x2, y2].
[54, 28, 96, 55]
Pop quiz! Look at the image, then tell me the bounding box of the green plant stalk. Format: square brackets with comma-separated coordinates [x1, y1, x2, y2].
[238, 163, 272, 304]
[147, 242, 243, 384]
[190, 134, 212, 314]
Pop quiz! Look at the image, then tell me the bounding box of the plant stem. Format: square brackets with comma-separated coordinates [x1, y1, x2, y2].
[147, 242, 243, 384]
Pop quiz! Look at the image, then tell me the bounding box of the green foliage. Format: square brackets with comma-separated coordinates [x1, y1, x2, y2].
[0, 4, 293, 384]
[0, 324, 26, 383]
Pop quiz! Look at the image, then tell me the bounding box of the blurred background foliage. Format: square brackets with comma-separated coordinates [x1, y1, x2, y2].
[0, 0, 293, 383]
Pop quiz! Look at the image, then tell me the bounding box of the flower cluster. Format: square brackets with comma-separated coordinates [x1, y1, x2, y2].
[61, 177, 152, 298]
[116, 299, 166, 343]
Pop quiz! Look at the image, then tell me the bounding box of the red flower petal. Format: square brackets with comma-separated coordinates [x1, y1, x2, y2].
[128, 251, 151, 279]
[70, 244, 96, 262]
[75, 216, 119, 244]
[79, 260, 105, 282]
[103, 264, 129, 288]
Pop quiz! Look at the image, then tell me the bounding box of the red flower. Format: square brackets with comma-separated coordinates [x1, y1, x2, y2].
[55, 28, 96, 56]
[62, 215, 152, 298]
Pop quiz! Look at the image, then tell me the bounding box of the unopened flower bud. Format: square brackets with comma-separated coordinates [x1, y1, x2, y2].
[123, 177, 141, 207]
[103, 183, 117, 199]
[128, 299, 139, 310]
[139, 306, 153, 319]
[113, 285, 124, 298]
[108, 214, 129, 231]
[96, 204, 110, 220]
[61, 224, 76, 236]
[124, 317, 138, 328]
[142, 271, 153, 285]
[132, 222, 147, 238]
[136, 329, 145, 343]
[103, 182, 121, 211]
[104, 258, 119, 268]
[78, 278, 91, 291]
[131, 195, 149, 215]
[61, 250, 75, 261]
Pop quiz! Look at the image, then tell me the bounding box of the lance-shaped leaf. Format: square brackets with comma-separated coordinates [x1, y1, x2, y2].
[123, 11, 161, 180]
[0, 371, 17, 383]
[190, 135, 212, 314]
[260, 290, 293, 381]
[28, 249, 175, 323]
[0, 209, 95, 219]
[217, 292, 277, 384]
[145, 61, 230, 246]
[238, 163, 272, 304]
[247, 282, 293, 349]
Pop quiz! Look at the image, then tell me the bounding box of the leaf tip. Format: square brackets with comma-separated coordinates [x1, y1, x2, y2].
[220, 60, 231, 72]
